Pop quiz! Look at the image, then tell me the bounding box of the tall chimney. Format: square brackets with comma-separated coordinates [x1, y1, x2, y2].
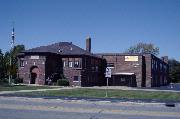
[86, 36, 91, 52]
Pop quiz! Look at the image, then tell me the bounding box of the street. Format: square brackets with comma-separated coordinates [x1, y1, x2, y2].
[0, 96, 179, 119]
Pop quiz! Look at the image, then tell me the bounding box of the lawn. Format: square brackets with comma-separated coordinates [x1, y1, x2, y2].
[0, 85, 56, 91]
[14, 88, 180, 101]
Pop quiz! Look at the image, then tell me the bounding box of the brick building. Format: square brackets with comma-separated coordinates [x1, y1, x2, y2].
[17, 38, 169, 87]
[17, 37, 106, 86]
[97, 53, 169, 87]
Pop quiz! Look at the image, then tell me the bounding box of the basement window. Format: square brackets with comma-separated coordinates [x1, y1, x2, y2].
[73, 76, 79, 82]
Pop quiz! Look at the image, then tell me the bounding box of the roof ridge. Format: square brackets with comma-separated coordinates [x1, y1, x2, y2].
[22, 41, 100, 58]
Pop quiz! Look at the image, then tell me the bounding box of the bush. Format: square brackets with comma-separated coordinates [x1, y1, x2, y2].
[13, 78, 23, 84]
[0, 78, 8, 85]
[57, 79, 69, 86]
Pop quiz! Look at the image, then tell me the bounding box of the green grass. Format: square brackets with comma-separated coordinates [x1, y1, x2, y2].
[15, 88, 180, 101]
[0, 85, 56, 91]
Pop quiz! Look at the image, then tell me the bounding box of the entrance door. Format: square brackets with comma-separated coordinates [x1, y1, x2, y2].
[30, 73, 37, 84]
[30, 66, 39, 84]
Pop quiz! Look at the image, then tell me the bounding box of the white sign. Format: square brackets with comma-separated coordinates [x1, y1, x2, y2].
[105, 67, 111, 78]
[30, 56, 39, 59]
[125, 56, 138, 61]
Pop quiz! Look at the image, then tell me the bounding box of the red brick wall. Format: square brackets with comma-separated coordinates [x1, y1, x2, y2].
[100, 54, 143, 87]
[18, 55, 46, 85]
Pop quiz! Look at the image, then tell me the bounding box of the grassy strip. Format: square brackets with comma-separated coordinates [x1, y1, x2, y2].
[15, 88, 180, 101]
[0, 85, 56, 91]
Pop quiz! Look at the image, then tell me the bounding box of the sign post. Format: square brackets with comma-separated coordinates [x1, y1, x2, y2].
[105, 67, 111, 97]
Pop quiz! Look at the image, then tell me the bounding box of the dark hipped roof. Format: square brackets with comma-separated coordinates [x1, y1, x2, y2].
[23, 42, 98, 57]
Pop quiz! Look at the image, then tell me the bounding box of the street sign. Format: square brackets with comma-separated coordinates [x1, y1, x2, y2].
[105, 67, 111, 78]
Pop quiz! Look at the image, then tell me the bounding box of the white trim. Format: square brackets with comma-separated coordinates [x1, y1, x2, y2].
[73, 81, 81, 82]
[113, 72, 135, 75]
[107, 66, 114, 69]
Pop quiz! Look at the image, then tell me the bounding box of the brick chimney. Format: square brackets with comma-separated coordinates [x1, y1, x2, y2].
[162, 56, 168, 64]
[86, 36, 91, 52]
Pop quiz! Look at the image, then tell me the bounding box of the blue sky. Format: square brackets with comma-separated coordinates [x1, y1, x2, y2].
[0, 0, 180, 61]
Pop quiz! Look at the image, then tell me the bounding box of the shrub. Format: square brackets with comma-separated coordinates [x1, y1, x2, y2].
[0, 78, 8, 85]
[57, 79, 69, 86]
[13, 78, 23, 84]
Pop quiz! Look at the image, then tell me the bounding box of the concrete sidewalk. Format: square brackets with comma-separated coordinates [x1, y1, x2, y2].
[83, 86, 180, 93]
[0, 87, 76, 95]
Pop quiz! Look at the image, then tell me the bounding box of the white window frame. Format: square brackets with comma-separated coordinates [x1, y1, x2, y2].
[20, 60, 25, 67]
[74, 61, 79, 68]
[69, 61, 73, 67]
[63, 60, 66, 67]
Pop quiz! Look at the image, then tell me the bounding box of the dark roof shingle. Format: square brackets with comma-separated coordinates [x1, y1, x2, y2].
[23, 42, 98, 57]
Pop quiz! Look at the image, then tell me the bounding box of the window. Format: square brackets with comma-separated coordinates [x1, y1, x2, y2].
[74, 76, 79, 82]
[74, 61, 79, 68]
[153, 60, 156, 66]
[152, 63, 154, 69]
[160, 63, 162, 70]
[151, 60, 154, 69]
[95, 60, 98, 66]
[20, 60, 24, 67]
[121, 78, 126, 82]
[63, 60, 66, 67]
[164, 65, 167, 72]
[156, 62, 158, 69]
[91, 59, 94, 65]
[68, 61, 73, 67]
[95, 66, 98, 72]
[91, 66, 95, 70]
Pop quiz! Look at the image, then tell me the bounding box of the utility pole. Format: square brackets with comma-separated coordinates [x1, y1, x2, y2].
[9, 22, 15, 85]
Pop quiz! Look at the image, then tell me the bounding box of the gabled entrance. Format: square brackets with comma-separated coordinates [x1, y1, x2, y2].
[30, 66, 40, 84]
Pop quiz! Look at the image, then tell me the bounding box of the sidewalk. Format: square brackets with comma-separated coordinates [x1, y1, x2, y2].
[83, 86, 180, 93]
[0, 87, 76, 95]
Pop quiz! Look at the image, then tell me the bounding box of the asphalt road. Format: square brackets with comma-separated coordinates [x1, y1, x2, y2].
[0, 96, 180, 119]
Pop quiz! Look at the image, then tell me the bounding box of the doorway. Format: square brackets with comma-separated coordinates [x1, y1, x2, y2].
[30, 66, 39, 84]
[30, 72, 37, 84]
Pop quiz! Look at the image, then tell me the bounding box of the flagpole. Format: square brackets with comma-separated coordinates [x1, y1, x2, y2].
[9, 22, 15, 85]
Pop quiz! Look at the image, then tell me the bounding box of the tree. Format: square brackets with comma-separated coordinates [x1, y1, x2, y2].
[0, 45, 25, 84]
[11, 45, 25, 78]
[3, 45, 25, 80]
[125, 42, 159, 56]
[0, 49, 5, 79]
[168, 59, 180, 83]
[4, 51, 10, 78]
